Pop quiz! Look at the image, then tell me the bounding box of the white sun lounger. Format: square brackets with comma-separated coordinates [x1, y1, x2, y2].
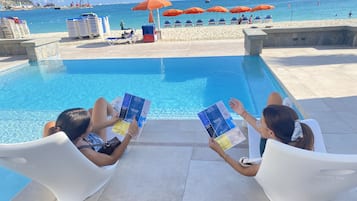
[248, 119, 357, 200]
[106, 30, 137, 45]
[256, 139, 357, 201]
[0, 132, 118, 201]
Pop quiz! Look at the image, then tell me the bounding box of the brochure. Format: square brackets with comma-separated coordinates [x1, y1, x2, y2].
[197, 101, 246, 151]
[108, 93, 151, 141]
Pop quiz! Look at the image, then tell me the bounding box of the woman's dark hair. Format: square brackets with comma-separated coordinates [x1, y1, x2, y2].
[263, 105, 314, 150]
[49, 108, 91, 142]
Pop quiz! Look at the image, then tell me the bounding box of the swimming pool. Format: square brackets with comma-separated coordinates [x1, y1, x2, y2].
[0, 55, 288, 200]
[0, 55, 288, 143]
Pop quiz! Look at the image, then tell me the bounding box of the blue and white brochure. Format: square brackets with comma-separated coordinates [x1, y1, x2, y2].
[198, 101, 246, 151]
[109, 93, 151, 140]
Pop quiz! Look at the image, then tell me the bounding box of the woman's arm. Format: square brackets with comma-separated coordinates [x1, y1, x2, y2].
[91, 114, 121, 133]
[209, 138, 259, 177]
[229, 98, 261, 134]
[81, 119, 139, 167]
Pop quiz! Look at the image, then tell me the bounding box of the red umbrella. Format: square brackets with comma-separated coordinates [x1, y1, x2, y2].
[206, 5, 228, 13]
[183, 7, 205, 14]
[251, 4, 275, 12]
[132, 0, 173, 30]
[163, 9, 183, 17]
[229, 6, 251, 13]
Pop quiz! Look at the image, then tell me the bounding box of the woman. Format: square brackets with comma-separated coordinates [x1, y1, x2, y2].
[43, 97, 138, 167]
[209, 92, 314, 176]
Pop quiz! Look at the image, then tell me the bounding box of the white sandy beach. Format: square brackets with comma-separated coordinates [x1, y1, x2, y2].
[30, 19, 357, 43]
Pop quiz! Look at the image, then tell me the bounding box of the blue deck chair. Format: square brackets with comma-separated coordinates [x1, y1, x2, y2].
[230, 17, 238, 24]
[263, 15, 273, 23]
[241, 16, 249, 24]
[185, 20, 193, 27]
[253, 16, 262, 23]
[218, 18, 226, 25]
[164, 20, 171, 28]
[208, 18, 216, 25]
[195, 19, 203, 26]
[174, 20, 182, 27]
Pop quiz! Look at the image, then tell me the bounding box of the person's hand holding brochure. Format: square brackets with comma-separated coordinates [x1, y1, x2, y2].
[108, 93, 151, 141]
[198, 101, 246, 151]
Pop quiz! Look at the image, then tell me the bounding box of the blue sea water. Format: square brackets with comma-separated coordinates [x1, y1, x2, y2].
[0, 0, 355, 33]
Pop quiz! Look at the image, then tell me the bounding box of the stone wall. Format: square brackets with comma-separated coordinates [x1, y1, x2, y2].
[0, 39, 29, 56]
[261, 26, 357, 47]
[243, 25, 357, 55]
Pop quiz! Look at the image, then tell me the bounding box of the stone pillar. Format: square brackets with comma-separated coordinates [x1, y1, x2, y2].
[243, 28, 267, 55]
[21, 38, 60, 62]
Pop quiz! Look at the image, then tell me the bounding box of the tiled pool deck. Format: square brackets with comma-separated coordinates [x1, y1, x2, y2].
[3, 39, 357, 200]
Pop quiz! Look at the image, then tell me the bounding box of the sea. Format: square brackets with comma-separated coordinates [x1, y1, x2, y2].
[0, 0, 356, 33]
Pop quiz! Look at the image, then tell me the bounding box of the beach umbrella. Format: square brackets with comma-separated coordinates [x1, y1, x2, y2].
[132, 0, 173, 30]
[163, 9, 183, 17]
[149, 10, 154, 23]
[183, 7, 205, 14]
[251, 4, 275, 12]
[229, 6, 251, 13]
[206, 5, 228, 13]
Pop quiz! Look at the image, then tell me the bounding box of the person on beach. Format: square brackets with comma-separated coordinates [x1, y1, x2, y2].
[120, 20, 125, 30]
[349, 11, 352, 18]
[209, 92, 315, 176]
[238, 14, 245, 24]
[249, 15, 253, 24]
[43, 97, 139, 167]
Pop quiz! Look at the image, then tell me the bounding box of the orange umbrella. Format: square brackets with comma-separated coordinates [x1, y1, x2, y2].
[132, 0, 172, 30]
[229, 6, 251, 13]
[183, 7, 205, 14]
[149, 10, 154, 23]
[251, 4, 275, 12]
[163, 9, 183, 17]
[132, 0, 172, 10]
[206, 5, 228, 13]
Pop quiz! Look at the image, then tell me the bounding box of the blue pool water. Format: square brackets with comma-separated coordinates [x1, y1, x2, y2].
[0, 56, 287, 143]
[0, 55, 288, 199]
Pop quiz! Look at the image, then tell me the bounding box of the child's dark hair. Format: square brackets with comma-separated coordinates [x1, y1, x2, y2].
[49, 108, 91, 142]
[263, 105, 314, 150]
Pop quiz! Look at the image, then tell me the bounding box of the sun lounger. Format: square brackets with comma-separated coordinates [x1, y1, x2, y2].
[0, 132, 118, 201]
[195, 19, 203, 26]
[218, 18, 226, 25]
[249, 118, 357, 200]
[106, 30, 137, 45]
[263, 15, 273, 23]
[174, 20, 182, 27]
[185, 20, 193, 27]
[230, 17, 238, 24]
[253, 16, 262, 23]
[164, 20, 171, 28]
[256, 139, 357, 201]
[241, 16, 249, 24]
[208, 19, 216, 25]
